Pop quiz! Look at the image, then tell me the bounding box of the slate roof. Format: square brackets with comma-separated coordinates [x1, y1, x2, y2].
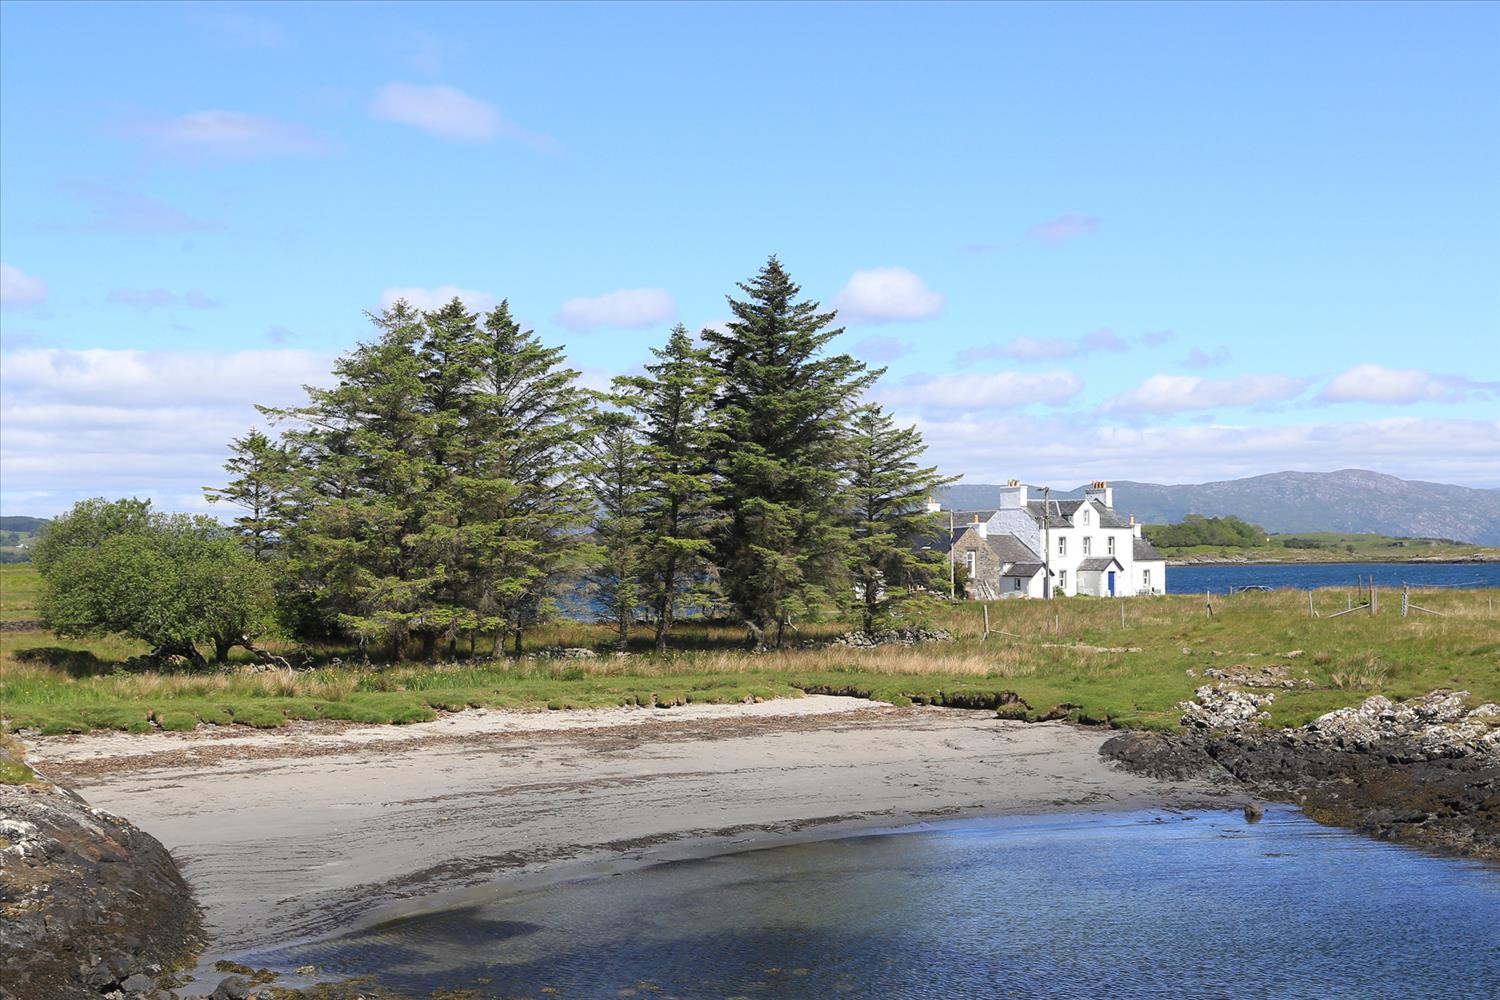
[1005, 562, 1047, 577]
[986, 534, 1040, 563]
[1134, 537, 1166, 561]
[1023, 497, 1132, 529]
[1077, 556, 1124, 572]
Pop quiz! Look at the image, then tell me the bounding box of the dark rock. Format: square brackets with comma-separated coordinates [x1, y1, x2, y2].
[1104, 727, 1500, 858]
[119, 973, 156, 995]
[0, 767, 202, 999]
[210, 977, 251, 1000]
[1243, 801, 1265, 823]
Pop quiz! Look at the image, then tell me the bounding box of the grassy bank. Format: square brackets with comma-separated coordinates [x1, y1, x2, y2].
[2, 562, 1496, 737]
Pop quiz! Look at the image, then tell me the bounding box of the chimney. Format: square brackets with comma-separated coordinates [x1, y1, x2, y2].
[1130, 515, 1142, 538]
[925, 495, 942, 514]
[1084, 480, 1113, 508]
[971, 513, 988, 539]
[998, 479, 1027, 510]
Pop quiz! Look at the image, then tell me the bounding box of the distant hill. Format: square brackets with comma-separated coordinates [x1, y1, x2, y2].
[937, 470, 1500, 546]
[0, 515, 48, 564]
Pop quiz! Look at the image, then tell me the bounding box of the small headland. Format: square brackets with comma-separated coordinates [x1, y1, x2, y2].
[0, 734, 203, 1000]
[1105, 682, 1500, 859]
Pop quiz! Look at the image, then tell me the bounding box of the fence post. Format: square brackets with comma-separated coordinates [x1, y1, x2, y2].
[982, 603, 990, 640]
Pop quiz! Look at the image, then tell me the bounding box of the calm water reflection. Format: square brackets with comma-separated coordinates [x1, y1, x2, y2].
[246, 809, 1500, 999]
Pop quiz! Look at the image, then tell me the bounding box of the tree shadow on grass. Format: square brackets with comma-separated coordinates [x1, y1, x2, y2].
[13, 646, 117, 678]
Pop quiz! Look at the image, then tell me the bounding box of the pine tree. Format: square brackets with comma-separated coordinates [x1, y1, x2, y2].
[614, 325, 721, 653]
[844, 404, 956, 633]
[262, 301, 439, 658]
[703, 257, 879, 647]
[204, 429, 295, 559]
[581, 409, 646, 649]
[440, 300, 595, 656]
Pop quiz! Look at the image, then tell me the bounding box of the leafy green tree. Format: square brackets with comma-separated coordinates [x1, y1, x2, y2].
[703, 257, 879, 647]
[843, 404, 956, 633]
[204, 429, 296, 559]
[581, 409, 646, 648]
[614, 325, 722, 653]
[34, 498, 276, 667]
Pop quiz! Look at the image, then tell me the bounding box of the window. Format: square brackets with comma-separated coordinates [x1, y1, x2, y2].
[1083, 536, 1092, 556]
[1058, 536, 1067, 557]
[1013, 577, 1022, 590]
[1059, 570, 1068, 591]
[1108, 536, 1115, 556]
[1082, 509, 1090, 525]
[1143, 569, 1151, 589]
[966, 551, 976, 576]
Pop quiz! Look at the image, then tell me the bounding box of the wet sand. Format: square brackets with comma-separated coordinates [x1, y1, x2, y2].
[26, 697, 1227, 954]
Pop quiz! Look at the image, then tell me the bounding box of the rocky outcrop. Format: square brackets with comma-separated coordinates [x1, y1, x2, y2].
[1105, 690, 1500, 858]
[0, 748, 201, 1000]
[826, 628, 954, 649]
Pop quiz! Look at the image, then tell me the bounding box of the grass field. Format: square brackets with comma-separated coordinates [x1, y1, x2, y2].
[2, 564, 1497, 742]
[1156, 531, 1499, 563]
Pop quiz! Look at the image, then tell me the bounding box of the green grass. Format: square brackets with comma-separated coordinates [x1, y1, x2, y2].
[0, 564, 42, 621]
[1, 561, 1496, 737]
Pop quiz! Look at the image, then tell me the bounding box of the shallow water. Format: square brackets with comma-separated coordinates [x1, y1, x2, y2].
[242, 808, 1500, 999]
[1168, 560, 1500, 593]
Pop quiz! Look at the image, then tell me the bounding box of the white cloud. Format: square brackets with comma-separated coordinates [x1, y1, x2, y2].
[879, 370, 1083, 412]
[371, 83, 557, 149]
[1103, 373, 1310, 413]
[1319, 363, 1497, 405]
[0, 348, 337, 516]
[1027, 214, 1100, 244]
[558, 288, 676, 331]
[0, 263, 46, 309]
[379, 285, 498, 314]
[834, 267, 944, 324]
[130, 110, 325, 157]
[106, 288, 221, 311]
[905, 413, 1500, 489]
[372, 83, 500, 140]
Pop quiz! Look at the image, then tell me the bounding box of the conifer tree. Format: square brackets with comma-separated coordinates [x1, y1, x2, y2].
[614, 325, 722, 653]
[204, 429, 295, 559]
[843, 404, 956, 633]
[581, 409, 646, 649]
[437, 300, 595, 656]
[263, 301, 439, 657]
[703, 257, 879, 647]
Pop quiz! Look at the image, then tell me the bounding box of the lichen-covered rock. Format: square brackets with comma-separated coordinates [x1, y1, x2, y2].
[532, 646, 597, 660]
[1307, 691, 1499, 758]
[0, 756, 201, 999]
[827, 628, 953, 649]
[1178, 683, 1275, 729]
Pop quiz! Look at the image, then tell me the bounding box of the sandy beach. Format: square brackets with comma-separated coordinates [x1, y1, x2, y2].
[26, 697, 1228, 957]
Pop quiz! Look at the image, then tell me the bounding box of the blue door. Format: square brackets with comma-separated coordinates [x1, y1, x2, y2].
[1107, 571, 1116, 596]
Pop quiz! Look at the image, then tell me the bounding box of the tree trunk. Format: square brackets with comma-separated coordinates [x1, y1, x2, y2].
[513, 627, 524, 657]
[214, 636, 234, 665]
[492, 629, 505, 658]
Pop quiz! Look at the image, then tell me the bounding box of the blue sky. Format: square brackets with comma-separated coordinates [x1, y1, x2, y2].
[2, 1, 1497, 515]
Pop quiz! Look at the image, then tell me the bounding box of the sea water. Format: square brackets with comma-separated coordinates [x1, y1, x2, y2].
[242, 808, 1500, 999]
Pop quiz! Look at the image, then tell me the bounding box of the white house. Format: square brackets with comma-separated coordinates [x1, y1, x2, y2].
[945, 480, 1166, 598]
